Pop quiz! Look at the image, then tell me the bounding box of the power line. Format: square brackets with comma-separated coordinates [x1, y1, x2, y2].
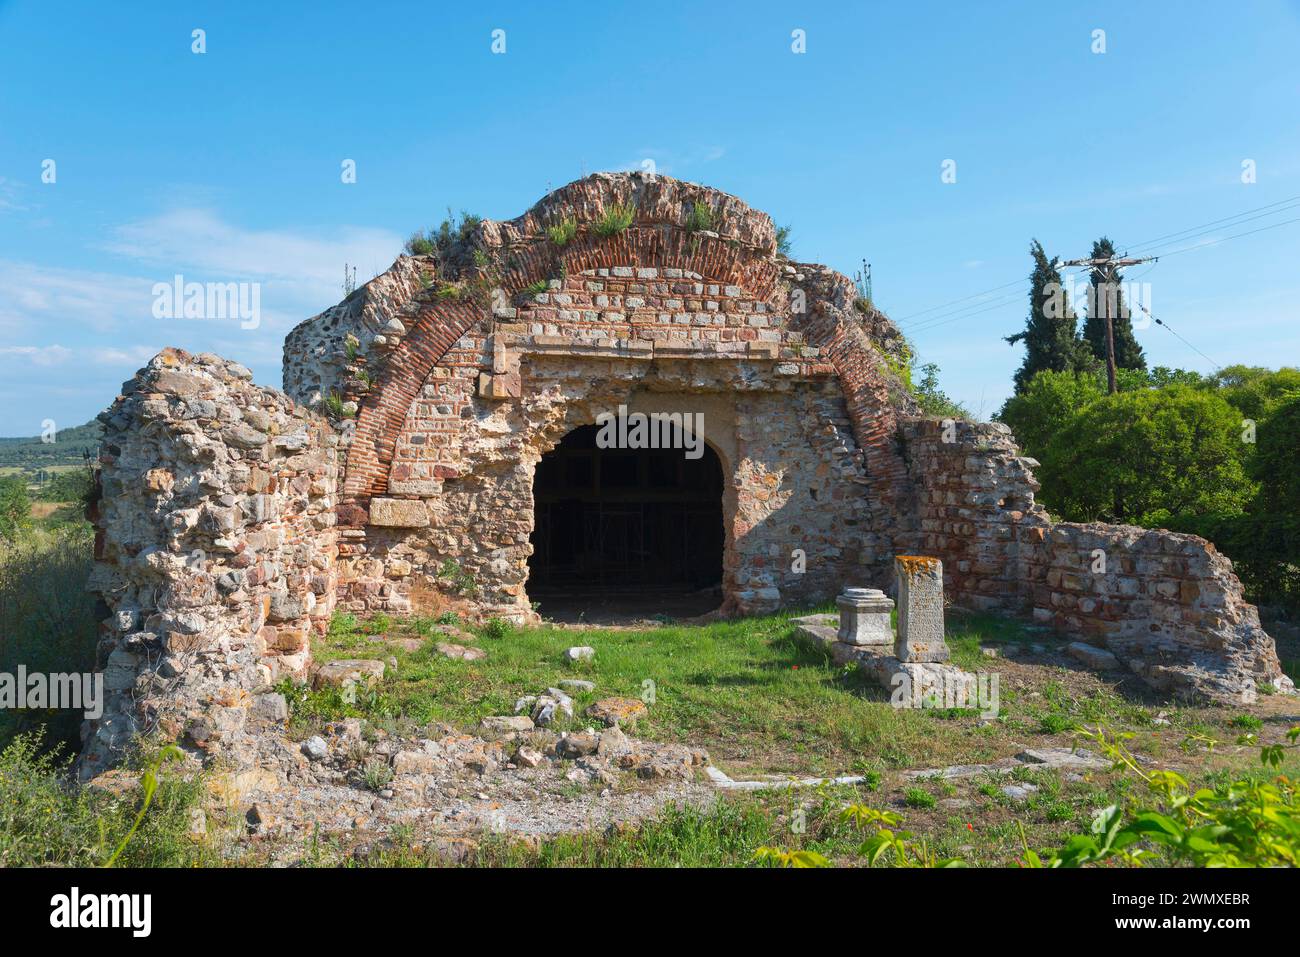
[1126, 200, 1300, 256]
[902, 290, 1023, 332]
[1134, 302, 1222, 371]
[906, 293, 1026, 334]
[903, 263, 1100, 335]
[1119, 193, 1300, 253]
[892, 277, 1025, 324]
[899, 193, 1300, 328]
[1146, 213, 1300, 259]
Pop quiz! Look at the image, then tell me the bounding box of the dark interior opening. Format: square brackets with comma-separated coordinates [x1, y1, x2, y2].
[527, 422, 724, 622]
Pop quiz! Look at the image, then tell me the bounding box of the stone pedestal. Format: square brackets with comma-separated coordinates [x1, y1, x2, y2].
[836, 587, 894, 646]
[895, 556, 949, 663]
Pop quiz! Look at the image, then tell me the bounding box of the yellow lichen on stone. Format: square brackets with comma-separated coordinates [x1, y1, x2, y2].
[896, 555, 940, 574]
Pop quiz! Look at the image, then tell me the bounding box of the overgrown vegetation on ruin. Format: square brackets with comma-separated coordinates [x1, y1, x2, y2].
[0, 521, 98, 754]
[593, 201, 636, 237]
[546, 215, 578, 247]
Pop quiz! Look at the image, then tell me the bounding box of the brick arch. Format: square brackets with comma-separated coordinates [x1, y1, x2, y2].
[343, 226, 783, 502]
[343, 220, 912, 524]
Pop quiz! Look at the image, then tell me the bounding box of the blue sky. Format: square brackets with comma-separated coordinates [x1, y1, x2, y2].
[2, 0, 1299, 434]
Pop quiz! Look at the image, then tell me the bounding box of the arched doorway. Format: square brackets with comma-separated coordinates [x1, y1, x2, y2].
[527, 422, 725, 622]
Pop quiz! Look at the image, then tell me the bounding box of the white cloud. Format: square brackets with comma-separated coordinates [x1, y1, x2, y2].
[0, 344, 73, 366]
[0, 262, 155, 336]
[87, 345, 163, 367]
[0, 208, 407, 433]
[100, 208, 401, 300]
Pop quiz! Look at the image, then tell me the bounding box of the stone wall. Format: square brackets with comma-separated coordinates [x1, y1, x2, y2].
[345, 353, 881, 621]
[900, 417, 1291, 703]
[285, 173, 918, 621]
[81, 349, 339, 779]
[282, 255, 428, 411]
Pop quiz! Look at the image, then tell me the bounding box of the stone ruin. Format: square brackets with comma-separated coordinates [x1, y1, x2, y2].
[796, 558, 978, 709]
[79, 172, 1292, 779]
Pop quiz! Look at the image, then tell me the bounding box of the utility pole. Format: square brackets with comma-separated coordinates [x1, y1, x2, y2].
[1059, 253, 1157, 393]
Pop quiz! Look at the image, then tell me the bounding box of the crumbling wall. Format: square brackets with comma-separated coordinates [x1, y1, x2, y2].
[282, 255, 428, 410]
[81, 349, 339, 779]
[282, 174, 917, 621]
[346, 352, 879, 621]
[900, 417, 1291, 703]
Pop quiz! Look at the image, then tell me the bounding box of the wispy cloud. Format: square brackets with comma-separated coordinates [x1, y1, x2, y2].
[0, 262, 154, 336]
[0, 208, 405, 433]
[100, 208, 401, 296]
[0, 344, 73, 366]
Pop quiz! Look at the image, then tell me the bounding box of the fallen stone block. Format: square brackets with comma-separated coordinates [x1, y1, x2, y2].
[311, 659, 386, 690]
[1066, 641, 1121, 670]
[586, 697, 648, 727]
[1015, 747, 1110, 770]
[436, 642, 487, 661]
[480, 715, 534, 733]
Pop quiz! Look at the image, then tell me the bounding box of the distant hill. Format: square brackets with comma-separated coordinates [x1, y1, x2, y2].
[0, 420, 103, 473]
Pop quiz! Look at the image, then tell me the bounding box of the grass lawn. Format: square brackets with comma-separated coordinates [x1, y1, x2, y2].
[278, 606, 1300, 866]
[302, 606, 1035, 777]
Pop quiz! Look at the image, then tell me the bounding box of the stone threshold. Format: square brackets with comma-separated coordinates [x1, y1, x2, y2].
[702, 746, 1109, 791]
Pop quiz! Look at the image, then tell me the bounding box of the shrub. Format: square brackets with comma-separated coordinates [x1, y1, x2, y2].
[481, 617, 510, 640]
[405, 232, 435, 256]
[0, 477, 29, 541]
[1036, 385, 1251, 525]
[684, 201, 714, 233]
[437, 559, 477, 597]
[903, 787, 936, 809]
[997, 369, 1107, 462]
[775, 225, 792, 257]
[33, 468, 94, 505]
[1025, 726, 1300, 867]
[0, 732, 209, 867]
[362, 759, 394, 792]
[547, 216, 578, 247]
[593, 201, 636, 237]
[321, 391, 354, 420]
[0, 524, 97, 752]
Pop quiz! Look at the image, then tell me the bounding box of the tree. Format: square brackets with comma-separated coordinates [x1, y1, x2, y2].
[1005, 240, 1093, 394]
[913, 363, 970, 419]
[0, 477, 30, 541]
[1037, 386, 1250, 525]
[1081, 237, 1146, 373]
[1204, 364, 1300, 421]
[1147, 366, 1206, 389]
[1253, 392, 1300, 516]
[997, 369, 1106, 460]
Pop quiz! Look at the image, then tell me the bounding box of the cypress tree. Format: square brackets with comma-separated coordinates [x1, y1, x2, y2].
[1005, 239, 1090, 394]
[1082, 237, 1146, 372]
